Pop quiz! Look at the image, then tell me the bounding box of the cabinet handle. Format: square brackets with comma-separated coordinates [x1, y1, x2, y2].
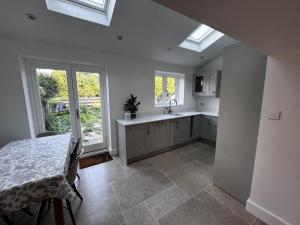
[176, 121, 179, 129]
[147, 125, 150, 135]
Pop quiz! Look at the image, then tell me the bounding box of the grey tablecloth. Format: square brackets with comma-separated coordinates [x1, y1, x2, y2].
[0, 133, 75, 211]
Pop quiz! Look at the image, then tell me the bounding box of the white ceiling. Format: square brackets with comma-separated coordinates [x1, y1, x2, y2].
[0, 0, 236, 67]
[153, 0, 300, 55]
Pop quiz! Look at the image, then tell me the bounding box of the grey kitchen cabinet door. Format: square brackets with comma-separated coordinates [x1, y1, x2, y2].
[200, 115, 211, 140]
[210, 117, 218, 142]
[192, 115, 202, 139]
[174, 117, 192, 145]
[127, 124, 148, 158]
[148, 120, 170, 152]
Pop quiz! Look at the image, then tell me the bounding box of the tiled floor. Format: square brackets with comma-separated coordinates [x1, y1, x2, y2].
[3, 142, 267, 225]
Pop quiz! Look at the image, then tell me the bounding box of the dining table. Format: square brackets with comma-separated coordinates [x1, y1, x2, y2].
[0, 133, 75, 225]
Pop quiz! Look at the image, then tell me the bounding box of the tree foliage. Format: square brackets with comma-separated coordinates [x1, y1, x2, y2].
[155, 76, 176, 100]
[38, 74, 59, 104]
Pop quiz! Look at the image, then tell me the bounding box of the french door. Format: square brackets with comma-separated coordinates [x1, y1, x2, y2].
[25, 59, 108, 153]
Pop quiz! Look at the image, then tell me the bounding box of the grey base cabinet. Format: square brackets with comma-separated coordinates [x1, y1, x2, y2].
[192, 115, 202, 139]
[117, 117, 193, 164]
[117, 115, 217, 164]
[118, 120, 172, 163]
[126, 124, 148, 158]
[192, 115, 218, 143]
[148, 121, 170, 152]
[174, 117, 192, 145]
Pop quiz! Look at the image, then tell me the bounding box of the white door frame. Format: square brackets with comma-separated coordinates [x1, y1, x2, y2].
[70, 64, 108, 152]
[24, 58, 108, 151]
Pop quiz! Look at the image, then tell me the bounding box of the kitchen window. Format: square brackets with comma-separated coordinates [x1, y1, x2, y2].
[154, 71, 185, 107]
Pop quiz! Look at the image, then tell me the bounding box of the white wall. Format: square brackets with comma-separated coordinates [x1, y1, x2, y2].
[196, 55, 223, 112]
[0, 36, 196, 151]
[214, 43, 267, 203]
[247, 49, 300, 225]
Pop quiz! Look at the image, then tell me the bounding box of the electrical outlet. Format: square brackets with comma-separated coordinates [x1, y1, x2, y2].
[268, 111, 281, 120]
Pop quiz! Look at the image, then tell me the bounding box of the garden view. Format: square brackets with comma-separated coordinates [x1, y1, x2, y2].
[155, 75, 176, 105]
[36, 69, 103, 146]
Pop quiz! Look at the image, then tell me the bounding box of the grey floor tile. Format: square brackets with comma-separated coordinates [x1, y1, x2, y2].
[169, 145, 198, 157]
[112, 167, 173, 210]
[147, 152, 188, 173]
[158, 191, 248, 225]
[166, 161, 212, 196]
[124, 202, 157, 225]
[72, 182, 124, 225]
[84, 159, 127, 184]
[185, 147, 215, 165]
[145, 185, 190, 220]
[121, 160, 153, 177]
[205, 185, 256, 224]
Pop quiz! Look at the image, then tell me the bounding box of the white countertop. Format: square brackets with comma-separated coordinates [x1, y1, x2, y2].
[117, 111, 219, 126]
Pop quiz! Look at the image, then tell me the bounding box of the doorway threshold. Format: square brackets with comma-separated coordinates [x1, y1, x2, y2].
[81, 148, 109, 159]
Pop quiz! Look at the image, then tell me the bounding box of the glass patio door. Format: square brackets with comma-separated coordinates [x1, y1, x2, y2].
[71, 66, 107, 152]
[26, 60, 107, 153]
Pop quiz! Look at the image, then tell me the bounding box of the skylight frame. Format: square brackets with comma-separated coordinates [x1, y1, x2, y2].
[46, 0, 116, 26]
[67, 0, 108, 12]
[179, 24, 224, 53]
[187, 24, 214, 44]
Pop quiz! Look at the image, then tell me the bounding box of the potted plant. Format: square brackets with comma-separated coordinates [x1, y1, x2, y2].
[123, 94, 141, 119]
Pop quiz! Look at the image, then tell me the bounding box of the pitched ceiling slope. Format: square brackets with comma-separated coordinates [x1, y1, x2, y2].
[0, 0, 236, 67]
[152, 0, 300, 55]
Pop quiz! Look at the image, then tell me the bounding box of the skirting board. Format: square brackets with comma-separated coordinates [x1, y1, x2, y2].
[246, 199, 292, 225]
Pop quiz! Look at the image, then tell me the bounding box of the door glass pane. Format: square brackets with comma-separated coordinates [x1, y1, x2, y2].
[76, 72, 103, 146]
[36, 69, 71, 134]
[166, 76, 176, 103]
[155, 76, 163, 105]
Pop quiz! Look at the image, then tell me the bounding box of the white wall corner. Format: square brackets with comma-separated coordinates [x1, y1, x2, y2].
[246, 199, 293, 225]
[109, 146, 118, 156]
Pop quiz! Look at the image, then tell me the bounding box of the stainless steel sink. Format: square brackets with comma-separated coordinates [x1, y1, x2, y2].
[169, 113, 184, 117]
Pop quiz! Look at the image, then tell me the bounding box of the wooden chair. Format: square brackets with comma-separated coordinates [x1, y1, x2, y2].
[35, 138, 83, 225]
[36, 131, 58, 138]
[0, 213, 12, 225]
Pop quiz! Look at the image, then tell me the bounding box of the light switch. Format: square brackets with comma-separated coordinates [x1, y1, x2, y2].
[268, 111, 281, 120]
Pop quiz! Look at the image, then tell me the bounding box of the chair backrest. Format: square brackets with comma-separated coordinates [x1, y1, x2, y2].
[36, 131, 58, 138]
[67, 138, 82, 185]
[69, 137, 81, 165]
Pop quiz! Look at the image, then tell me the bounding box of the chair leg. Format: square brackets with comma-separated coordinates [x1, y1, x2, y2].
[47, 199, 52, 210]
[66, 199, 76, 225]
[72, 184, 83, 201]
[76, 174, 80, 180]
[2, 215, 12, 225]
[35, 200, 47, 225]
[22, 206, 34, 216]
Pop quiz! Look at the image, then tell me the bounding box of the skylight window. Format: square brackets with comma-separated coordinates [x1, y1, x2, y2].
[69, 0, 107, 11]
[187, 25, 214, 43]
[179, 24, 224, 53]
[46, 0, 116, 26]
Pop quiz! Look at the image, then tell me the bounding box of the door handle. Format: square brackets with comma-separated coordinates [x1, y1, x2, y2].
[76, 109, 80, 120]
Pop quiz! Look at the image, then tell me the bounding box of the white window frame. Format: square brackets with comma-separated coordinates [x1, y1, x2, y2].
[45, 0, 116, 26]
[179, 24, 224, 53]
[154, 71, 185, 107]
[22, 58, 109, 152]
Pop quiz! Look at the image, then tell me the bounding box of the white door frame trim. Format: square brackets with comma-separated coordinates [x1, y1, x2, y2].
[22, 57, 109, 151]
